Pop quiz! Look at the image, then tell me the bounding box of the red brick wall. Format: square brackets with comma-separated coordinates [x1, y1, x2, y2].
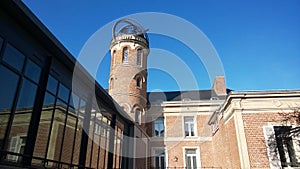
[242, 112, 298, 169]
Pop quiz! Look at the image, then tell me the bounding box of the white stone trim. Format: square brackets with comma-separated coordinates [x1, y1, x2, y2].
[263, 126, 282, 169]
[234, 110, 250, 169]
[162, 136, 212, 142]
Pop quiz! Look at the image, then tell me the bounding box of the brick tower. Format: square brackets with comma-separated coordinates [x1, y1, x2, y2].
[109, 18, 149, 124]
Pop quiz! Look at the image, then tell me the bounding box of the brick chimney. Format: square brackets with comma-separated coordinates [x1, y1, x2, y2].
[212, 76, 226, 95]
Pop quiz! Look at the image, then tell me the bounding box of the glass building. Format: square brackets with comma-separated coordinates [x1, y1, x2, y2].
[0, 1, 148, 168]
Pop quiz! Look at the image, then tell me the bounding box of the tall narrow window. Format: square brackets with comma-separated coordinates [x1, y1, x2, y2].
[122, 47, 128, 63]
[154, 149, 165, 169]
[135, 108, 141, 124]
[154, 117, 164, 137]
[185, 149, 197, 169]
[184, 117, 195, 137]
[136, 48, 142, 65]
[113, 50, 116, 65]
[274, 126, 300, 168]
[136, 76, 141, 88]
[110, 78, 114, 90]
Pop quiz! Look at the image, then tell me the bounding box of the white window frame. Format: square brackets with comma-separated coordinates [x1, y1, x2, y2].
[182, 146, 201, 169]
[152, 147, 167, 168]
[8, 135, 27, 161]
[154, 117, 165, 137]
[263, 125, 300, 168]
[183, 116, 197, 137]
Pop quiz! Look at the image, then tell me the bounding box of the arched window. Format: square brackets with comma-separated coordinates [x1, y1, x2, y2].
[136, 76, 141, 88]
[109, 77, 114, 90]
[136, 48, 142, 65]
[113, 50, 116, 65]
[135, 108, 141, 124]
[122, 47, 128, 63]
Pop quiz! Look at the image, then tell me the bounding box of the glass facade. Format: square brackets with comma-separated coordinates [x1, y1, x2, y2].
[0, 36, 133, 169]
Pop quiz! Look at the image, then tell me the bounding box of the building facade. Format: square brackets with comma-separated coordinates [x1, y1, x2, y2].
[0, 1, 299, 169]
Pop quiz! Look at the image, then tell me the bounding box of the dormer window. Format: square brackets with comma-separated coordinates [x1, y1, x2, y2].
[122, 47, 128, 63]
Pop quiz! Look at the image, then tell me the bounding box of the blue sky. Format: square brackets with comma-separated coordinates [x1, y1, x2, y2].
[22, 0, 300, 91]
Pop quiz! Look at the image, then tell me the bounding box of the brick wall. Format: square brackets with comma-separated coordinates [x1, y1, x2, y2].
[242, 112, 298, 169]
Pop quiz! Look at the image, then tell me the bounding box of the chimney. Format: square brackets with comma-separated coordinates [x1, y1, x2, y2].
[212, 76, 226, 95]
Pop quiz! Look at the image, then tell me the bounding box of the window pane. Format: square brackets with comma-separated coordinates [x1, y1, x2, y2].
[7, 113, 31, 163]
[70, 93, 79, 109]
[46, 100, 67, 164]
[25, 59, 41, 83]
[187, 156, 192, 169]
[61, 109, 76, 165]
[0, 66, 19, 111]
[3, 44, 25, 72]
[33, 92, 55, 164]
[122, 47, 128, 63]
[16, 79, 38, 110]
[192, 156, 197, 168]
[0, 114, 9, 149]
[154, 117, 164, 137]
[58, 83, 70, 103]
[186, 149, 196, 154]
[46, 75, 58, 95]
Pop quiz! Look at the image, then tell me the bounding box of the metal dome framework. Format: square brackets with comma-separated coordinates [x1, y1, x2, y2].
[112, 18, 149, 41]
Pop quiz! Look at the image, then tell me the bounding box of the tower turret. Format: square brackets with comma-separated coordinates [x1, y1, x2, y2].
[109, 18, 149, 124]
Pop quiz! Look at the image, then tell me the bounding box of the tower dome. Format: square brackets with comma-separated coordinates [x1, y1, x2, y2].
[110, 18, 149, 49]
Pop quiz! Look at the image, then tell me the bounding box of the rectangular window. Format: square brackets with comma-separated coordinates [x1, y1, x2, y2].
[154, 149, 165, 169]
[154, 117, 164, 137]
[185, 149, 197, 169]
[274, 126, 300, 168]
[136, 49, 142, 65]
[7, 136, 27, 162]
[184, 117, 195, 137]
[264, 126, 300, 168]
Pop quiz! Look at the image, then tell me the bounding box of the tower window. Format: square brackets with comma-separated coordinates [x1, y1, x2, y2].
[122, 47, 128, 63]
[113, 50, 116, 65]
[135, 108, 141, 124]
[110, 77, 114, 90]
[136, 76, 141, 88]
[137, 48, 142, 65]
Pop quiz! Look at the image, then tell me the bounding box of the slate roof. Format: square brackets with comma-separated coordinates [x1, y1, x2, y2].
[147, 89, 231, 104]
